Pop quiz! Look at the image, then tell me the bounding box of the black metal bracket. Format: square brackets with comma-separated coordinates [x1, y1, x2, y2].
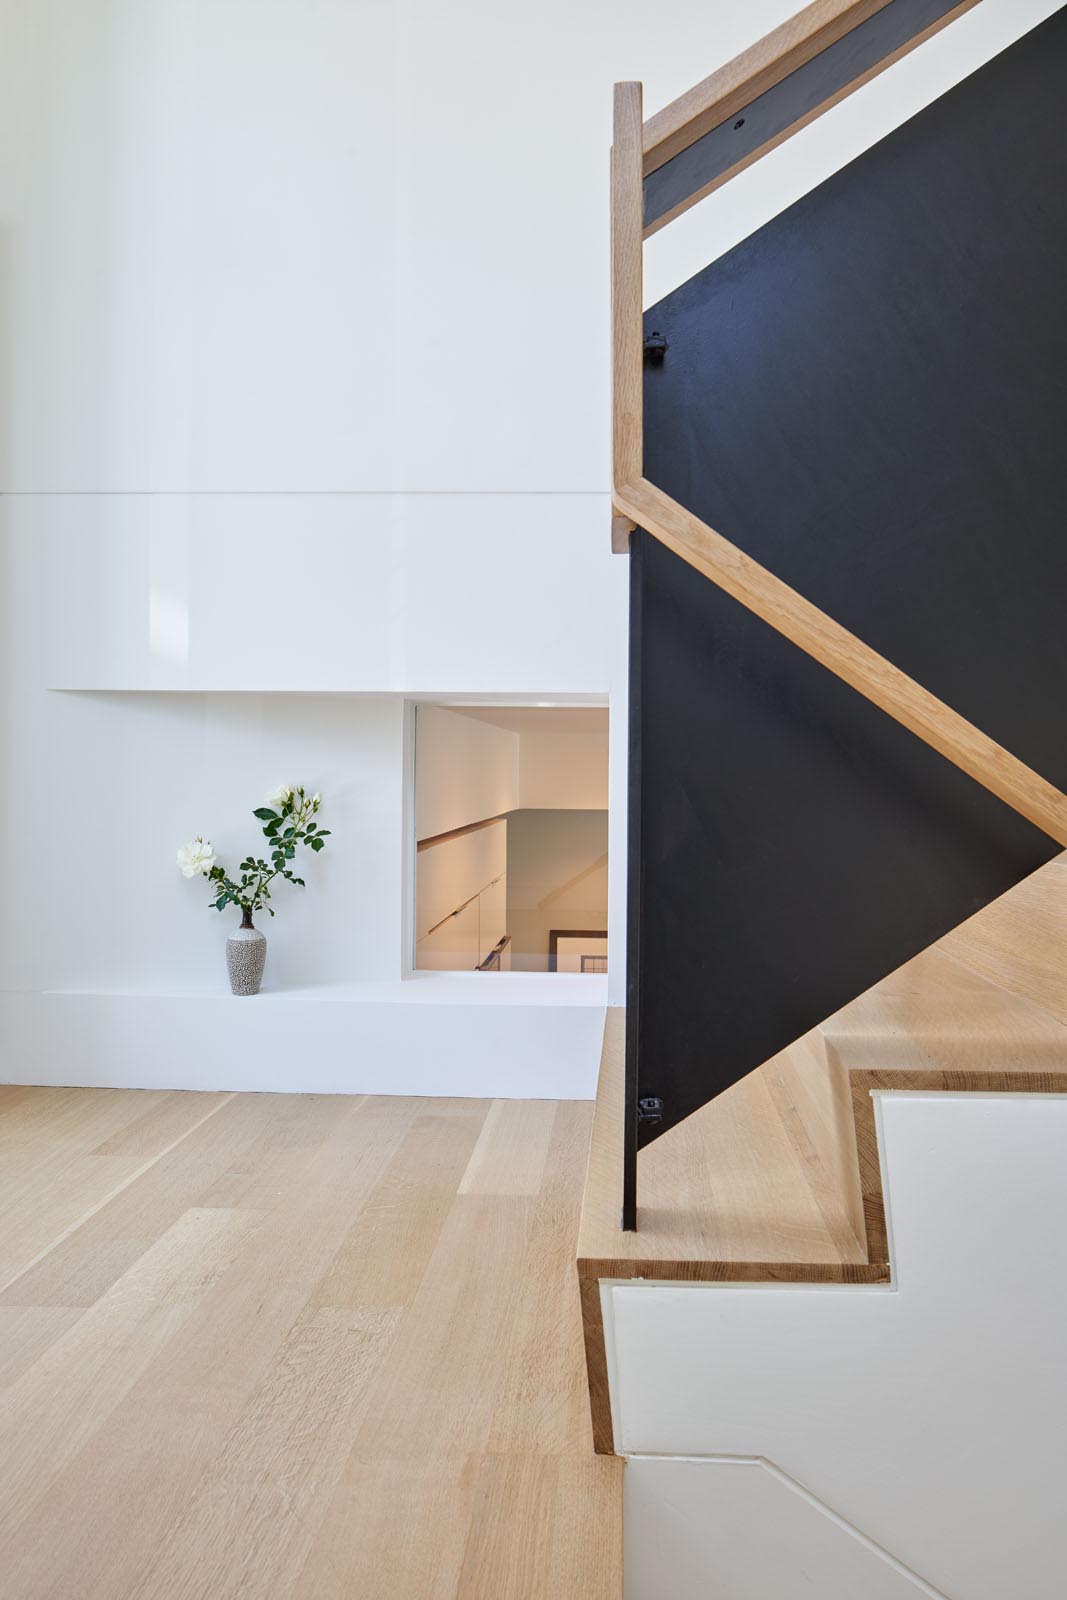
[637, 1096, 664, 1128]
[643, 331, 668, 366]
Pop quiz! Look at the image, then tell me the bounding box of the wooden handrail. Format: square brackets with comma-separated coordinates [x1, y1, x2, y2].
[611, 81, 643, 551]
[614, 477, 1067, 846]
[642, 0, 890, 176]
[640, 0, 982, 236]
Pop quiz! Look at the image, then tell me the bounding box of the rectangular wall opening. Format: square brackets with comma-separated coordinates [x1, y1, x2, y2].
[413, 705, 608, 974]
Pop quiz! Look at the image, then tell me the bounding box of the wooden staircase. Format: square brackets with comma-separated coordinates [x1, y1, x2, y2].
[579, 850, 1067, 1454]
[584, 30, 1067, 1600]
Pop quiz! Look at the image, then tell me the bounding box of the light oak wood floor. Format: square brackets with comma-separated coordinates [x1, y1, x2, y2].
[0, 1086, 622, 1599]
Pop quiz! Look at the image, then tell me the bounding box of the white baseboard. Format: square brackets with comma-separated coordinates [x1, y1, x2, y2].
[0, 988, 606, 1099]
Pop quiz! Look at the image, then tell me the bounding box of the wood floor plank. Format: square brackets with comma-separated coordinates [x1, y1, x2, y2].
[458, 1098, 558, 1196]
[488, 1101, 596, 1457]
[90, 1090, 234, 1158]
[0, 1305, 85, 1388]
[0, 1089, 235, 1297]
[0, 1151, 152, 1292]
[0, 1205, 261, 1554]
[0, 1091, 278, 1306]
[0, 1086, 164, 1150]
[351, 1191, 534, 1460]
[128, 1306, 403, 1600]
[293, 1456, 482, 1600]
[456, 1454, 624, 1600]
[0, 1093, 421, 1600]
[0, 1086, 621, 1600]
[0, 1089, 175, 1223]
[311, 1108, 489, 1310]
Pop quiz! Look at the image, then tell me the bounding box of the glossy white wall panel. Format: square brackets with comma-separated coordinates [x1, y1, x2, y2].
[4, 1, 1053, 491]
[0, 0, 398, 492]
[31, 493, 622, 693]
[387, 0, 805, 491]
[0, 0, 808, 495]
[608, 1095, 1067, 1600]
[396, 495, 623, 694]
[0, 0, 155, 490]
[34, 494, 396, 689]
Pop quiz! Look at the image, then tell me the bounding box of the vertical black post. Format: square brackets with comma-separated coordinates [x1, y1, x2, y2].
[622, 529, 645, 1230]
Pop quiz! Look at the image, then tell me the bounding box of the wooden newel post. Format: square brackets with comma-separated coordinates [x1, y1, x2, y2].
[611, 80, 644, 554]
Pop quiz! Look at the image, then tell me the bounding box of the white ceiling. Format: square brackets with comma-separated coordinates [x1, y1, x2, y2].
[444, 705, 608, 736]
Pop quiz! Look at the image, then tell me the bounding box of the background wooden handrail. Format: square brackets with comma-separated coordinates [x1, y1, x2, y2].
[642, 0, 891, 175]
[640, 0, 981, 236]
[615, 477, 1067, 846]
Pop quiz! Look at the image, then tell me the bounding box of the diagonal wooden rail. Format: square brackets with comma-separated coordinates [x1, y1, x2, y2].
[610, 51, 1067, 849]
[615, 478, 1067, 844]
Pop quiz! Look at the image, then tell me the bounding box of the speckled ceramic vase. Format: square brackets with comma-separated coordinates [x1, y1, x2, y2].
[227, 909, 267, 996]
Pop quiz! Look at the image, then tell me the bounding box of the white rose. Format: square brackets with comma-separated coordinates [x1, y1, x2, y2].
[311, 792, 322, 808]
[177, 836, 217, 878]
[265, 784, 294, 810]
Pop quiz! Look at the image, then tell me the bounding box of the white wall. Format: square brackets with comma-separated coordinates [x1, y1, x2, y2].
[625, 1457, 937, 1600]
[519, 731, 610, 810]
[2, 0, 1056, 495]
[3, 694, 406, 995]
[415, 819, 507, 966]
[609, 1094, 1067, 1600]
[0, 0, 815, 497]
[1, 0, 1058, 1093]
[414, 707, 517, 841]
[507, 810, 610, 970]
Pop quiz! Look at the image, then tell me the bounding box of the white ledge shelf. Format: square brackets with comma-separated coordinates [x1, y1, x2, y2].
[3, 982, 607, 1098]
[40, 972, 609, 1007]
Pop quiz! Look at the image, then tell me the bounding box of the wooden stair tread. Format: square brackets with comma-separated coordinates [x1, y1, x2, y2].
[577, 1012, 865, 1274]
[824, 858, 1067, 1064]
[578, 855, 1067, 1453]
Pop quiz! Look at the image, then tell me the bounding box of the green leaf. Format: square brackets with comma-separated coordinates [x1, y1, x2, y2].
[316, 830, 331, 838]
[253, 808, 279, 821]
[310, 836, 324, 852]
